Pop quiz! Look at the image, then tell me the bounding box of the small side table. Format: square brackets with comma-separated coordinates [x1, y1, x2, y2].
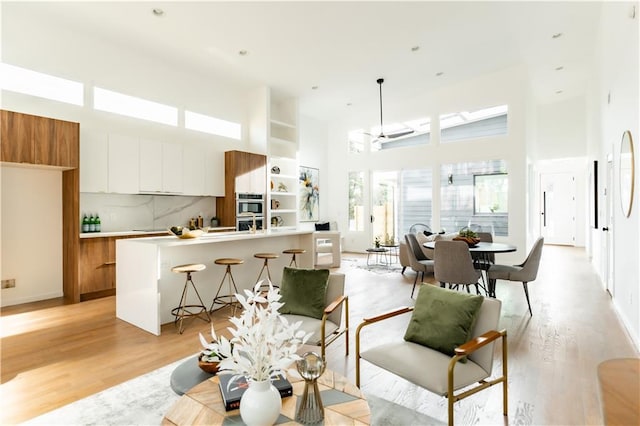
[366, 247, 389, 266]
[381, 244, 399, 264]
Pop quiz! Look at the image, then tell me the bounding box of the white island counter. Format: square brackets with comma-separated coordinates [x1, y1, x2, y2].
[116, 229, 315, 335]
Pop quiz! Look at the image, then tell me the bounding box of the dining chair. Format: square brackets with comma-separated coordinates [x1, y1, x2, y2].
[434, 240, 484, 295]
[487, 237, 544, 315]
[405, 233, 435, 298]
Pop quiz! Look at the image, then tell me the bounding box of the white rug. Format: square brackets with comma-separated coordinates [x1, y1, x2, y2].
[24, 356, 443, 425]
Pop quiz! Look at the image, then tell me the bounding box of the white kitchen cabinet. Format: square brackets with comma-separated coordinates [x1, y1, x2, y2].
[139, 139, 183, 193]
[182, 145, 205, 195]
[205, 149, 225, 196]
[80, 130, 108, 193]
[108, 134, 139, 194]
[162, 142, 183, 193]
[139, 139, 162, 192]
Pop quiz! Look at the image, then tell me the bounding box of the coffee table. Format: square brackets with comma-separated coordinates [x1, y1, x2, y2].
[162, 368, 370, 425]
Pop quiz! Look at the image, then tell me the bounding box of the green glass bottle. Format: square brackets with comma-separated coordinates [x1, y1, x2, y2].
[95, 214, 101, 232]
[88, 215, 96, 232]
[82, 214, 89, 233]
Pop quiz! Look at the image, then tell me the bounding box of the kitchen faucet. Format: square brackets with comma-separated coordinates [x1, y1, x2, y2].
[238, 212, 257, 234]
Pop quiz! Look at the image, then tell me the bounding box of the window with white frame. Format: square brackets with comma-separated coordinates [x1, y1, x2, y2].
[0, 62, 84, 106]
[440, 105, 508, 143]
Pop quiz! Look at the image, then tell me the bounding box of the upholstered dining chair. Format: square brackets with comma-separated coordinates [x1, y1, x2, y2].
[434, 240, 484, 295]
[278, 268, 349, 359]
[356, 285, 508, 426]
[487, 237, 544, 316]
[405, 233, 435, 298]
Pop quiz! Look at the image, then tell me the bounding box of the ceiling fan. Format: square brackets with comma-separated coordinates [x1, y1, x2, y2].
[366, 78, 414, 142]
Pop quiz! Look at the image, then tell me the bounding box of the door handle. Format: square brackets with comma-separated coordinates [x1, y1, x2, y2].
[602, 227, 609, 232]
[370, 215, 375, 223]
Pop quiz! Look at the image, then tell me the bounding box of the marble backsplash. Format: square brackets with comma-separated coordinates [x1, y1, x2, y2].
[80, 193, 217, 232]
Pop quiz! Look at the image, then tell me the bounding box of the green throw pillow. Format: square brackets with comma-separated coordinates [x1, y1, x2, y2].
[404, 284, 483, 358]
[279, 267, 330, 319]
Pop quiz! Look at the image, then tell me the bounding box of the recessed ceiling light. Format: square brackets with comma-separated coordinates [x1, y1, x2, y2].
[152, 8, 164, 16]
[311, 86, 318, 90]
[411, 46, 420, 52]
[238, 50, 248, 56]
[552, 32, 563, 39]
[346, 103, 352, 107]
[556, 90, 563, 94]
[555, 66, 564, 71]
[435, 72, 444, 77]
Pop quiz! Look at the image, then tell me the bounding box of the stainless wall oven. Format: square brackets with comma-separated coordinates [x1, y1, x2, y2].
[236, 193, 265, 231]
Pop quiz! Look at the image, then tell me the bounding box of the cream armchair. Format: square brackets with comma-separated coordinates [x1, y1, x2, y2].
[356, 285, 507, 426]
[279, 271, 349, 359]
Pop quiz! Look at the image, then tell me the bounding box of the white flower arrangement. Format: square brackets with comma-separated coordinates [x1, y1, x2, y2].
[199, 325, 232, 363]
[214, 281, 311, 382]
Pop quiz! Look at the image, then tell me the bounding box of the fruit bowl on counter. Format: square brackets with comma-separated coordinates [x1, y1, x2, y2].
[168, 226, 209, 239]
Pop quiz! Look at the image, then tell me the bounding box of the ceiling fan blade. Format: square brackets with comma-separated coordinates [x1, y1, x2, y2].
[387, 129, 415, 139]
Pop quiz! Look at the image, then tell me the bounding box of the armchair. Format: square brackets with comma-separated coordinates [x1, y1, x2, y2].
[356, 286, 507, 426]
[279, 270, 349, 359]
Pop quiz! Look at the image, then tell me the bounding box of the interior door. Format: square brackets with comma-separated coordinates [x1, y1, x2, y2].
[344, 170, 372, 251]
[540, 172, 576, 245]
[604, 155, 614, 295]
[371, 171, 398, 246]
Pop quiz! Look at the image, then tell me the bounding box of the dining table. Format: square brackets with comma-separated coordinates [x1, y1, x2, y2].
[423, 240, 517, 297]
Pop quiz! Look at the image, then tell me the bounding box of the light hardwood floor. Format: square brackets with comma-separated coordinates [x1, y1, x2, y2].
[1, 245, 638, 425]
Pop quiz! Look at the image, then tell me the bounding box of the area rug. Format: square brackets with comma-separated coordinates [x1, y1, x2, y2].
[342, 256, 404, 275]
[24, 356, 443, 425]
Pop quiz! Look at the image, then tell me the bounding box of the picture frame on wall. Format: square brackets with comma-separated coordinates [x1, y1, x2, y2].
[299, 166, 319, 222]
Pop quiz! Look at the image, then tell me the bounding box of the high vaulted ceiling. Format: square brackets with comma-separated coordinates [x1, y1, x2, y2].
[3, 1, 604, 125]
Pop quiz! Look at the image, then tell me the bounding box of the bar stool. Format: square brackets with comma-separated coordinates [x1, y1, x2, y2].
[170, 263, 211, 334]
[282, 248, 306, 267]
[254, 253, 279, 284]
[210, 258, 244, 314]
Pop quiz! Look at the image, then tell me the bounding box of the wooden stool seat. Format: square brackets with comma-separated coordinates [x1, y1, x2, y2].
[254, 253, 279, 260]
[214, 258, 244, 266]
[172, 263, 207, 274]
[254, 253, 279, 285]
[170, 263, 210, 334]
[283, 248, 306, 267]
[211, 258, 243, 314]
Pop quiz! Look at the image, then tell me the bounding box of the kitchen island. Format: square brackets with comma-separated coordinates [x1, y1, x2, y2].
[116, 229, 314, 335]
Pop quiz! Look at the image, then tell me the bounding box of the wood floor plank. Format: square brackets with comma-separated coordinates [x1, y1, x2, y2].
[1, 246, 638, 425]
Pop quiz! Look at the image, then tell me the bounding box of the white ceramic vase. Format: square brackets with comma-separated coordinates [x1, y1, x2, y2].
[239, 379, 282, 426]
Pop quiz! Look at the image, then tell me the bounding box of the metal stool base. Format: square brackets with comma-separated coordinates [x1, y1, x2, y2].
[172, 271, 211, 334]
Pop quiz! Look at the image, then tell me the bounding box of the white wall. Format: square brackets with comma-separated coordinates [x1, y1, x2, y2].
[592, 1, 640, 348]
[535, 96, 588, 160]
[1, 166, 63, 306]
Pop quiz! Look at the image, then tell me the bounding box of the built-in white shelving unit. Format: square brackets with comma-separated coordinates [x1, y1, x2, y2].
[267, 95, 299, 230]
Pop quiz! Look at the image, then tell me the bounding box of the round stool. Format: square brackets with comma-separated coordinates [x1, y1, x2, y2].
[210, 258, 244, 314]
[283, 248, 306, 267]
[254, 253, 279, 284]
[170, 263, 211, 334]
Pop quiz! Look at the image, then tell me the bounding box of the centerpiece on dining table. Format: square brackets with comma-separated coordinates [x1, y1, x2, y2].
[205, 281, 311, 426]
[453, 228, 481, 247]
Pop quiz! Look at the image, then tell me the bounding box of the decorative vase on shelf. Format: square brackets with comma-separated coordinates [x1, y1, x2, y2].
[239, 379, 282, 426]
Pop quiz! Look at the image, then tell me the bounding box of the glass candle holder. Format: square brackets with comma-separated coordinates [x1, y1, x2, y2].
[295, 351, 326, 424]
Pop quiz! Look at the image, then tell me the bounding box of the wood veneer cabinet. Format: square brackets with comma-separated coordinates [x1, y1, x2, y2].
[79, 233, 165, 301]
[216, 150, 267, 228]
[0, 110, 79, 168]
[1, 109, 80, 303]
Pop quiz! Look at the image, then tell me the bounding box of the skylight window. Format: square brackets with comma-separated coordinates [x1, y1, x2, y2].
[440, 105, 508, 143]
[93, 87, 177, 126]
[0, 62, 83, 106]
[185, 110, 241, 140]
